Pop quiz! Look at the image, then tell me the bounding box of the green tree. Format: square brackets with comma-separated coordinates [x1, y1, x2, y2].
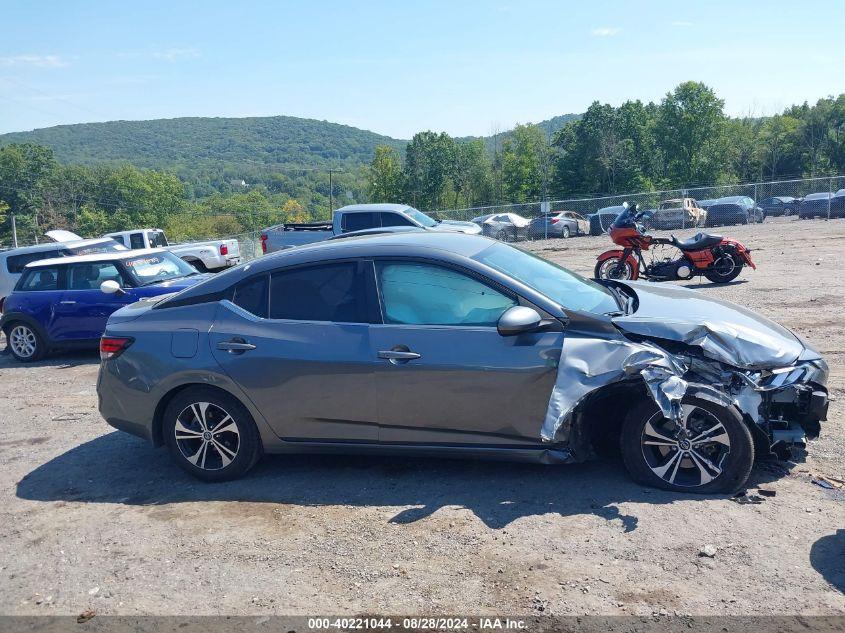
[655, 81, 728, 185]
[368, 145, 404, 203]
[500, 124, 548, 203]
[404, 131, 456, 210]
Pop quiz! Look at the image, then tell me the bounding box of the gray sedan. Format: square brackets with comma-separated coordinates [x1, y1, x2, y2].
[97, 232, 828, 493]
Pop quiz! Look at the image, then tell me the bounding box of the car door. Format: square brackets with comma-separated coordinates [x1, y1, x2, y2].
[14, 265, 66, 340]
[369, 259, 563, 445]
[209, 261, 380, 441]
[52, 261, 134, 341]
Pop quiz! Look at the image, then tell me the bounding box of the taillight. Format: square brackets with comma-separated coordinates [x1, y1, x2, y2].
[220, 244, 229, 256]
[100, 337, 133, 360]
[550, 218, 559, 224]
[260, 233, 268, 254]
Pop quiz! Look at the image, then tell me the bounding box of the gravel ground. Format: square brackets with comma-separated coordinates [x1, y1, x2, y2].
[0, 217, 843, 617]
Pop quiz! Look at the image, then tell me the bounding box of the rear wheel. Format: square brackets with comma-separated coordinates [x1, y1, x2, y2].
[704, 252, 743, 283]
[594, 256, 634, 280]
[620, 395, 754, 493]
[163, 387, 262, 482]
[6, 323, 46, 362]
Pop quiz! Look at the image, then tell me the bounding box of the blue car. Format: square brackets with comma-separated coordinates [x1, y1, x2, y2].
[1, 249, 207, 362]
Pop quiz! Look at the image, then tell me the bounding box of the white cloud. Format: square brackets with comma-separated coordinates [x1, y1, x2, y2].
[591, 27, 620, 37]
[0, 54, 68, 68]
[671, 20, 694, 27]
[152, 47, 201, 62]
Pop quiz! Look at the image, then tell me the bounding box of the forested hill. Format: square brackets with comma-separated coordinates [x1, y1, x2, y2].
[0, 115, 408, 169]
[0, 112, 580, 170]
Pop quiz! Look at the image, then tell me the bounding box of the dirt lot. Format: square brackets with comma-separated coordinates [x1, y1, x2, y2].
[0, 217, 843, 617]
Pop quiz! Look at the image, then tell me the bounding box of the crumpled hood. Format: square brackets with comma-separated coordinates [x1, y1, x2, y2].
[611, 281, 806, 369]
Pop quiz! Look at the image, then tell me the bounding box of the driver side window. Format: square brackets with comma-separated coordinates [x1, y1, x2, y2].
[376, 261, 516, 326]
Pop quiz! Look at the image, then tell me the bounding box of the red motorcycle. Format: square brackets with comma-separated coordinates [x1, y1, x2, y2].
[594, 203, 755, 283]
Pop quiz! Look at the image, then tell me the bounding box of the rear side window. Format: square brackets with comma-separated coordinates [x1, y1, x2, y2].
[341, 212, 377, 233]
[232, 275, 269, 318]
[18, 267, 62, 291]
[6, 250, 61, 273]
[129, 233, 145, 249]
[269, 262, 364, 322]
[379, 212, 414, 228]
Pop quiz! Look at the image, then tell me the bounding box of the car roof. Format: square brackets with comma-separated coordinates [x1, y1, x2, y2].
[0, 237, 116, 258]
[713, 196, 747, 202]
[335, 203, 416, 213]
[804, 192, 831, 199]
[596, 205, 626, 213]
[170, 232, 504, 301]
[25, 248, 167, 268]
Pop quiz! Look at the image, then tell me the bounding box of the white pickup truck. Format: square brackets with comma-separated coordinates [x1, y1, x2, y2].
[104, 228, 241, 272]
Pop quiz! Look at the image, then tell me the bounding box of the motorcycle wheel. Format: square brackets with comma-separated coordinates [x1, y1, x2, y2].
[704, 253, 743, 283]
[594, 256, 634, 280]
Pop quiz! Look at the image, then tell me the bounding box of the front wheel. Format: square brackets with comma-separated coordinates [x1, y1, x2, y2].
[6, 323, 46, 362]
[163, 387, 262, 482]
[594, 256, 634, 280]
[620, 395, 754, 493]
[704, 252, 743, 283]
[561, 225, 571, 239]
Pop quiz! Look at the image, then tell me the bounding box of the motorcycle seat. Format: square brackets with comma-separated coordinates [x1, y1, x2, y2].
[672, 232, 723, 251]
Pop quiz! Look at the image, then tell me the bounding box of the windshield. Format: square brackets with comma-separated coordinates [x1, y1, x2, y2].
[122, 251, 197, 286]
[404, 208, 438, 227]
[473, 242, 619, 314]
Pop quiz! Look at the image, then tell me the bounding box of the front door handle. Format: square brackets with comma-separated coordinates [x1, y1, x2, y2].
[217, 339, 257, 353]
[378, 347, 421, 364]
[59, 300, 76, 305]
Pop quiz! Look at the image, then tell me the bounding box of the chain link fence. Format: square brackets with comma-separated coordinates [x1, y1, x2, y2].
[436, 175, 845, 241]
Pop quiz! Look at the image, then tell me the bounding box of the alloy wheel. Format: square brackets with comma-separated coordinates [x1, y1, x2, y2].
[597, 258, 633, 280]
[710, 254, 737, 280]
[9, 325, 37, 359]
[174, 402, 241, 471]
[640, 404, 731, 488]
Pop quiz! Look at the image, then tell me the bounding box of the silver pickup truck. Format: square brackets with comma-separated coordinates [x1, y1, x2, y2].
[260, 203, 481, 254]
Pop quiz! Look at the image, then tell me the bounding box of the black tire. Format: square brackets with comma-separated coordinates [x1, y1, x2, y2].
[620, 395, 754, 494]
[561, 225, 571, 239]
[703, 252, 743, 283]
[495, 230, 507, 242]
[163, 387, 262, 482]
[5, 322, 46, 362]
[594, 256, 634, 280]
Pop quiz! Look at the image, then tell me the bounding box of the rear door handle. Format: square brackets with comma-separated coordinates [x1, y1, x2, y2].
[217, 339, 257, 353]
[59, 300, 76, 305]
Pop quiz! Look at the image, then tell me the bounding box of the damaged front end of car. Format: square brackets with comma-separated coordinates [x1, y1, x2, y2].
[542, 289, 830, 468]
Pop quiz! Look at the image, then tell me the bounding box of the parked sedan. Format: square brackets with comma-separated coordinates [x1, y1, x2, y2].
[798, 192, 834, 219]
[587, 205, 626, 235]
[651, 198, 707, 229]
[758, 196, 801, 217]
[704, 196, 764, 226]
[0, 249, 208, 361]
[97, 232, 827, 493]
[831, 189, 845, 218]
[527, 211, 587, 239]
[481, 213, 531, 241]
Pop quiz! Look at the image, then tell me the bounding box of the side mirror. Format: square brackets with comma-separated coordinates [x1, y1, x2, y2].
[100, 280, 126, 296]
[497, 306, 543, 337]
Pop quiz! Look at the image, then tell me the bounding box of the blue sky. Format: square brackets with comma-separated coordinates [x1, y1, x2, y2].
[1, 0, 842, 137]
